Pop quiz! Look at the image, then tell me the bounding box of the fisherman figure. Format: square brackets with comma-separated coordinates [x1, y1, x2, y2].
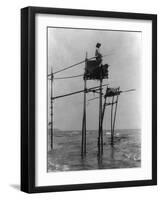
[95, 43, 102, 66]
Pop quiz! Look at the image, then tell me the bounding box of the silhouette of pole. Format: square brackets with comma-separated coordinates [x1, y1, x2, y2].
[111, 95, 114, 146]
[51, 84, 108, 100]
[98, 65, 103, 156]
[53, 74, 83, 80]
[48, 53, 113, 77]
[81, 53, 87, 157]
[50, 68, 54, 150]
[102, 92, 108, 124]
[112, 88, 120, 140]
[100, 68, 103, 155]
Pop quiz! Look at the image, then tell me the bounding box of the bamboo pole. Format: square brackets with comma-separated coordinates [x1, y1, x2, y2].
[112, 88, 120, 138]
[101, 95, 108, 126]
[48, 53, 113, 77]
[111, 95, 114, 146]
[81, 111, 85, 156]
[50, 68, 53, 150]
[98, 65, 103, 155]
[51, 84, 108, 100]
[81, 53, 87, 157]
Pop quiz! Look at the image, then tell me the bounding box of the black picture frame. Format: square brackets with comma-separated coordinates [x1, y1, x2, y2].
[21, 6, 157, 193]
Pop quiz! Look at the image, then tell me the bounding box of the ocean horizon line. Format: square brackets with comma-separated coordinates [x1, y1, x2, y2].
[50, 128, 141, 132]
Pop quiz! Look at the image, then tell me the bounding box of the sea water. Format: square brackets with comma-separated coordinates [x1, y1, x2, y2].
[47, 129, 141, 172]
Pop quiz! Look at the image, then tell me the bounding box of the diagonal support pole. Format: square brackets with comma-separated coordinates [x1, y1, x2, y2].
[112, 88, 120, 136]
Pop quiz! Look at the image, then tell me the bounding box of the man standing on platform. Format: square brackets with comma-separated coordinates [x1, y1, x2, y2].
[95, 42, 102, 66]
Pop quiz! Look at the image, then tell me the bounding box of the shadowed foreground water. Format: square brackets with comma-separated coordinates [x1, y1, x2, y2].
[47, 129, 141, 172]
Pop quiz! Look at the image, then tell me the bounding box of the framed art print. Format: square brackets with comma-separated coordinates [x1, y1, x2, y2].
[21, 6, 157, 193]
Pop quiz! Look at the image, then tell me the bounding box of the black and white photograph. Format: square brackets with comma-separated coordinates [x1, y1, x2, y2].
[47, 27, 142, 172]
[20, 6, 157, 193]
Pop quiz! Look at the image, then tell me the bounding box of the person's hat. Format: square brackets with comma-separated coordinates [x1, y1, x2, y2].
[96, 43, 101, 48]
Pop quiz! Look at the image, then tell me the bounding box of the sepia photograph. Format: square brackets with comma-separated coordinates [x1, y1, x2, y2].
[47, 27, 141, 172]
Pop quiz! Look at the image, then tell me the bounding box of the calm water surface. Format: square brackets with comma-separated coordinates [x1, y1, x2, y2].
[47, 129, 141, 172]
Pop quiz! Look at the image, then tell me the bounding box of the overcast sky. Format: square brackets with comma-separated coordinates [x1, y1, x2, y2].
[48, 27, 142, 131]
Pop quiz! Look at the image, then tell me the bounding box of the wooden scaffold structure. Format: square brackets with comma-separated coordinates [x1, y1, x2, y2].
[48, 51, 135, 158]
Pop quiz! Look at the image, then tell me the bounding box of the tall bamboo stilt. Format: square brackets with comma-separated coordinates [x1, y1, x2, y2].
[112, 88, 120, 135]
[98, 65, 103, 155]
[81, 53, 87, 157]
[50, 68, 54, 150]
[111, 95, 114, 146]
